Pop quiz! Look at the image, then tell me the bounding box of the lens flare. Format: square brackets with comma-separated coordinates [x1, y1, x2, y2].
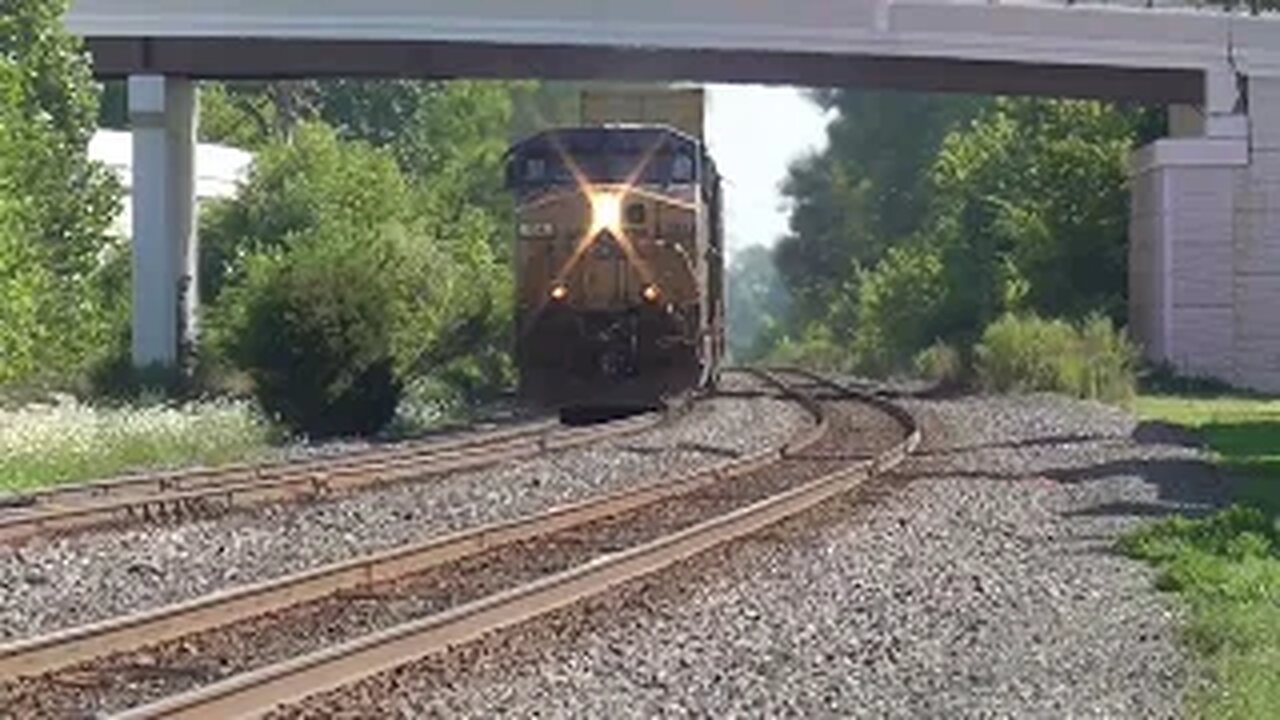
[589, 191, 623, 236]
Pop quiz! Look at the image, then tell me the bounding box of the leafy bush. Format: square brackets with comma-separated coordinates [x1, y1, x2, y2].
[202, 123, 513, 432]
[851, 245, 948, 374]
[1076, 313, 1139, 403]
[199, 123, 411, 305]
[765, 324, 851, 373]
[975, 314, 1079, 393]
[215, 233, 401, 438]
[914, 341, 966, 386]
[974, 313, 1136, 402]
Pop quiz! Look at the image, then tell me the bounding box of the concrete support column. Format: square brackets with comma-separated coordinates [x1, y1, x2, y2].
[128, 75, 198, 369]
[1128, 138, 1247, 381]
[1233, 74, 1280, 391]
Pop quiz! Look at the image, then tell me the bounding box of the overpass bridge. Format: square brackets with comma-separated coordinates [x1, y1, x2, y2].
[67, 0, 1280, 390]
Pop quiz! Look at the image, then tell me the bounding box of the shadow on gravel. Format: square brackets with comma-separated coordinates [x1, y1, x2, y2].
[900, 410, 1245, 523]
[915, 432, 1125, 458]
[1050, 455, 1237, 520]
[1064, 499, 1219, 519]
[1131, 421, 1206, 449]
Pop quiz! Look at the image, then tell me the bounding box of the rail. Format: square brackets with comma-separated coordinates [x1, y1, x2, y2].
[0, 413, 660, 544]
[106, 369, 919, 719]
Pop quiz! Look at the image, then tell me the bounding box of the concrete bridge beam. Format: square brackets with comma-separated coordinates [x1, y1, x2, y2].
[127, 75, 198, 369]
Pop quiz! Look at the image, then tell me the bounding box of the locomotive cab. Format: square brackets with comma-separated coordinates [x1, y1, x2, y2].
[506, 126, 724, 411]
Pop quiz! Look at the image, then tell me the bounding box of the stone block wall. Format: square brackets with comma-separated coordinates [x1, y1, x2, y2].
[1232, 76, 1280, 391]
[1129, 140, 1244, 382]
[1129, 75, 1280, 392]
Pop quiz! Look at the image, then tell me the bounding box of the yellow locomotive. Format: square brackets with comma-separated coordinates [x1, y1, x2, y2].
[506, 121, 724, 411]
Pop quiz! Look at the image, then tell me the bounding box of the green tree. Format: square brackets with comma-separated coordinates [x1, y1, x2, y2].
[851, 245, 949, 373]
[846, 98, 1153, 372]
[928, 98, 1145, 330]
[0, 0, 123, 387]
[199, 123, 411, 304]
[726, 245, 792, 361]
[775, 91, 987, 324]
[200, 79, 517, 261]
[778, 90, 1158, 375]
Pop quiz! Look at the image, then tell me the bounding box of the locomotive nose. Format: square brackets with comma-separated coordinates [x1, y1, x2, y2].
[592, 228, 622, 258]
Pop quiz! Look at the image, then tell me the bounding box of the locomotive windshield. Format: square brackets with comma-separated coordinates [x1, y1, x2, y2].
[506, 127, 708, 190]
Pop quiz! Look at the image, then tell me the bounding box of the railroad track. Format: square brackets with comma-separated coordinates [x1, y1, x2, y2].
[0, 369, 919, 719]
[0, 410, 662, 545]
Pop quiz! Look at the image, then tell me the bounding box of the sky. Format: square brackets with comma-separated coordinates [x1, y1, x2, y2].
[704, 85, 832, 255]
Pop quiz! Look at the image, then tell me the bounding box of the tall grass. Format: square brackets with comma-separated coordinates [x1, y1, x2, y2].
[974, 313, 1137, 403]
[913, 340, 966, 387]
[0, 396, 280, 493]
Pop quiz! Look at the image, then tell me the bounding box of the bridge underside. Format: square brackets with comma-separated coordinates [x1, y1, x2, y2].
[86, 37, 1203, 104]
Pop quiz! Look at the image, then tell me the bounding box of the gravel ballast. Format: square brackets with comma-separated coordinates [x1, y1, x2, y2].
[0, 374, 808, 642]
[286, 392, 1222, 718]
[0, 385, 899, 718]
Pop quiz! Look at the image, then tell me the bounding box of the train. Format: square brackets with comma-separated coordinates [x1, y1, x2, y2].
[505, 92, 725, 412]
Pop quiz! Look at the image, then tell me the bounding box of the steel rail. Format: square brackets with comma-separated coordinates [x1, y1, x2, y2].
[0, 416, 561, 510]
[0, 413, 661, 544]
[110, 370, 918, 720]
[0, 370, 819, 681]
[778, 366, 922, 455]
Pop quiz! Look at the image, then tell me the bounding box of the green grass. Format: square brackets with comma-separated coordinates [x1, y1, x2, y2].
[0, 396, 281, 494]
[1124, 395, 1280, 718]
[1137, 396, 1280, 513]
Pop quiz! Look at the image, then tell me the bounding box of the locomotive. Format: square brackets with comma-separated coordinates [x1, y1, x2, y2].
[505, 123, 725, 411]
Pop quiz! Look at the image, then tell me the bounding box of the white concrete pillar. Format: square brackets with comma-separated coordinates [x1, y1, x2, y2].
[128, 75, 198, 368]
[1128, 138, 1247, 381]
[1232, 74, 1280, 392]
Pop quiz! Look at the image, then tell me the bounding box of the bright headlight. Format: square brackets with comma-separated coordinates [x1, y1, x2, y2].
[589, 191, 623, 236]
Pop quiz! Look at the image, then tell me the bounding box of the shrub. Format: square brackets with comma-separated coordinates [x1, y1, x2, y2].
[975, 314, 1079, 394]
[974, 312, 1136, 403]
[199, 123, 410, 305]
[1076, 313, 1138, 403]
[215, 233, 402, 438]
[765, 324, 851, 373]
[851, 245, 948, 374]
[202, 123, 514, 431]
[914, 341, 966, 386]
